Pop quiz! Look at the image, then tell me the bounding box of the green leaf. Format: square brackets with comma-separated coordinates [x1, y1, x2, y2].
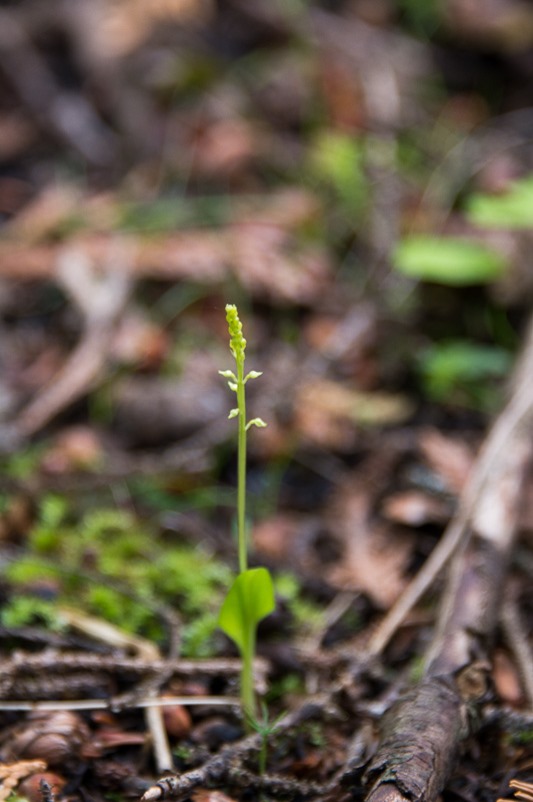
[218, 568, 275, 656]
[467, 175, 533, 229]
[393, 236, 506, 285]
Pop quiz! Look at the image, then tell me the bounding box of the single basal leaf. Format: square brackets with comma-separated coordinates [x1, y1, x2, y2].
[218, 568, 275, 656]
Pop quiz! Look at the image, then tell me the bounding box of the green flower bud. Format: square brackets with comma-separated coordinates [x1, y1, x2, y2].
[226, 304, 247, 363]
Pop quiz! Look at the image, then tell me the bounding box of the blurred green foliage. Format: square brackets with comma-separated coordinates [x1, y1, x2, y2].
[417, 340, 512, 410]
[467, 174, 533, 229]
[309, 132, 368, 220]
[393, 236, 507, 285]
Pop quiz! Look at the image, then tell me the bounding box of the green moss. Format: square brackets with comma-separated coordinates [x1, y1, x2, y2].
[267, 672, 305, 702]
[274, 572, 300, 601]
[5, 557, 62, 585]
[1, 595, 66, 631]
[509, 728, 533, 745]
[153, 547, 231, 612]
[409, 655, 426, 683]
[3, 444, 47, 480]
[288, 596, 324, 635]
[181, 612, 221, 657]
[275, 572, 325, 637]
[5, 494, 234, 653]
[86, 585, 161, 639]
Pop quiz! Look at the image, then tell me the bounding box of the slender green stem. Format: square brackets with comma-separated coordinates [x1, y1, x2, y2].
[237, 358, 247, 574]
[241, 630, 255, 720]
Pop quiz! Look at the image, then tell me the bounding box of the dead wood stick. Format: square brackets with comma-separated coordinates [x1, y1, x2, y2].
[0, 695, 241, 712]
[362, 321, 533, 802]
[0, 652, 264, 684]
[368, 315, 533, 656]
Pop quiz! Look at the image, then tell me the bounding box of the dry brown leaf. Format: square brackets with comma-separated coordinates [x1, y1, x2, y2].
[41, 426, 104, 474]
[492, 649, 524, 705]
[5, 185, 80, 243]
[0, 177, 33, 217]
[0, 113, 36, 161]
[328, 525, 412, 609]
[0, 760, 47, 802]
[0, 227, 329, 302]
[294, 392, 358, 451]
[112, 312, 169, 369]
[189, 119, 260, 179]
[98, 0, 214, 57]
[318, 57, 366, 131]
[381, 490, 450, 527]
[327, 489, 413, 609]
[231, 223, 331, 304]
[419, 428, 475, 494]
[303, 306, 376, 365]
[294, 379, 413, 449]
[443, 0, 533, 51]
[252, 513, 311, 563]
[192, 789, 237, 802]
[18, 771, 66, 802]
[242, 188, 321, 229]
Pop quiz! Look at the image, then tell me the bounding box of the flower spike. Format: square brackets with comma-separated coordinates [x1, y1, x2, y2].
[226, 304, 246, 362]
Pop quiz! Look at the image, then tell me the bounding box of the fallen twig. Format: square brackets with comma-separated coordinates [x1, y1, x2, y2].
[0, 652, 268, 700]
[140, 696, 338, 801]
[498, 780, 533, 802]
[0, 695, 240, 713]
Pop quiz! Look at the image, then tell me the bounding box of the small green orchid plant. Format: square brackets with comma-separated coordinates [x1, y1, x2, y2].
[218, 304, 275, 723]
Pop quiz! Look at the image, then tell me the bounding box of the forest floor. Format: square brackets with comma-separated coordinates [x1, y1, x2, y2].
[0, 3, 532, 802]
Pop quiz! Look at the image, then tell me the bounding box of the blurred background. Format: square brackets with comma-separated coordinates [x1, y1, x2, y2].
[0, 0, 532, 682]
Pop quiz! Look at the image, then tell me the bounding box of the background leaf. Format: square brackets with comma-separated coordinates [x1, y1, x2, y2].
[393, 236, 506, 285]
[466, 175, 533, 229]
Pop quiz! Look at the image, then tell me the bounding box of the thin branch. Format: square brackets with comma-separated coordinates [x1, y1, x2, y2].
[141, 695, 335, 801]
[0, 695, 241, 712]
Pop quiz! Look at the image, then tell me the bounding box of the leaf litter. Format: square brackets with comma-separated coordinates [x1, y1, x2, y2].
[0, 2, 532, 802]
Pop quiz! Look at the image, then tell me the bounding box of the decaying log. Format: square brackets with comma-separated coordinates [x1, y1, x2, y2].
[363, 317, 533, 802]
